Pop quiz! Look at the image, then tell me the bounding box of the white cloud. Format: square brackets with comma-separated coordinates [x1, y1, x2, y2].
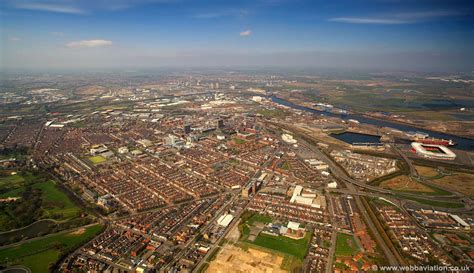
[329, 17, 407, 25]
[14, 3, 85, 14]
[66, 39, 113, 48]
[10, 0, 177, 14]
[8, 37, 21, 42]
[194, 11, 230, 19]
[240, 30, 252, 37]
[396, 11, 462, 19]
[51, 31, 64, 36]
[329, 10, 463, 25]
[193, 9, 248, 19]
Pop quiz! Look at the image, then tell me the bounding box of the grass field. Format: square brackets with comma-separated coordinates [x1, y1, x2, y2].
[397, 195, 464, 208]
[233, 138, 246, 145]
[239, 211, 272, 239]
[280, 161, 290, 171]
[414, 165, 439, 178]
[238, 211, 311, 260]
[430, 172, 474, 197]
[251, 232, 311, 259]
[380, 174, 451, 196]
[33, 181, 81, 219]
[236, 210, 312, 268]
[0, 171, 82, 232]
[0, 187, 24, 198]
[236, 242, 305, 272]
[380, 175, 434, 193]
[0, 172, 38, 193]
[401, 110, 456, 121]
[411, 165, 474, 196]
[0, 224, 104, 273]
[0, 174, 25, 189]
[335, 233, 359, 257]
[257, 109, 287, 118]
[88, 155, 107, 164]
[244, 212, 273, 225]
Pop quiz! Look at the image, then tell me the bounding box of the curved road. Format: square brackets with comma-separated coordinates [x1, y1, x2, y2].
[286, 130, 402, 268]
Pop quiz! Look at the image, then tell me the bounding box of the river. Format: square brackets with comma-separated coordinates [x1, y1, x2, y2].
[271, 96, 474, 151]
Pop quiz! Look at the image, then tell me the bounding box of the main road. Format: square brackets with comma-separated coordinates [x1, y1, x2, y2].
[163, 192, 240, 272]
[191, 157, 276, 273]
[278, 124, 402, 268]
[191, 198, 249, 273]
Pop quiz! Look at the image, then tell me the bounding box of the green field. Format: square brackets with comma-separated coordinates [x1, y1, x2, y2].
[233, 138, 246, 145]
[397, 195, 464, 208]
[0, 147, 29, 161]
[335, 233, 359, 257]
[0, 172, 37, 193]
[88, 155, 107, 164]
[0, 174, 24, 188]
[252, 232, 312, 259]
[0, 171, 82, 231]
[241, 211, 273, 225]
[410, 176, 451, 196]
[238, 211, 311, 260]
[281, 161, 290, 171]
[0, 224, 104, 273]
[33, 181, 81, 219]
[239, 211, 271, 239]
[0, 187, 23, 199]
[257, 109, 286, 118]
[379, 174, 451, 196]
[0, 173, 27, 199]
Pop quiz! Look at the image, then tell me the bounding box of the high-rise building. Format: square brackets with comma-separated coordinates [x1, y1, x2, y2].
[164, 134, 176, 146]
[217, 119, 224, 128]
[184, 124, 191, 134]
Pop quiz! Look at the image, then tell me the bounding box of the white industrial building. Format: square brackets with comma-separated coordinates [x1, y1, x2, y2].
[449, 214, 470, 230]
[290, 185, 326, 209]
[282, 133, 297, 144]
[217, 214, 234, 227]
[287, 221, 300, 230]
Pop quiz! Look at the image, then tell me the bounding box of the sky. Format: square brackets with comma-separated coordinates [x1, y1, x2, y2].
[1, 0, 473, 71]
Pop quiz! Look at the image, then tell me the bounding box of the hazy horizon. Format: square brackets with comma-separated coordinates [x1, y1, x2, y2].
[1, 0, 473, 72]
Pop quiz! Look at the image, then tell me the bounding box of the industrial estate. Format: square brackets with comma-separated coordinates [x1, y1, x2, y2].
[0, 70, 473, 273]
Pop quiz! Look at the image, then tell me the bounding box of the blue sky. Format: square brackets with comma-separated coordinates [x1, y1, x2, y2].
[1, 0, 473, 71]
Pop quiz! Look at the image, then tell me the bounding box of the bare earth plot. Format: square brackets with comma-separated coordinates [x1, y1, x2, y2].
[414, 165, 439, 177]
[74, 85, 106, 95]
[380, 175, 434, 193]
[414, 165, 474, 196]
[430, 172, 474, 197]
[207, 244, 287, 273]
[227, 223, 241, 243]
